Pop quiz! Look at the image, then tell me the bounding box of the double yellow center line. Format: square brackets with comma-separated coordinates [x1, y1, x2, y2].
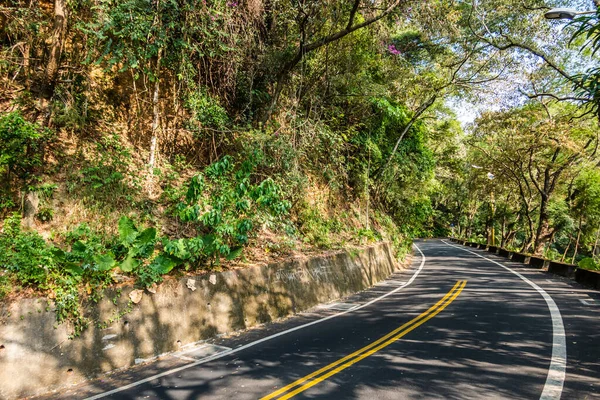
[261, 280, 467, 400]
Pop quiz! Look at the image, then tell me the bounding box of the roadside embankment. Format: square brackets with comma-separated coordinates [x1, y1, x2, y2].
[0, 241, 402, 399]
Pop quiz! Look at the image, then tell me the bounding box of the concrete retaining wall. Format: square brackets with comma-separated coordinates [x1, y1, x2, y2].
[529, 256, 547, 269]
[0, 242, 401, 399]
[548, 261, 578, 278]
[575, 268, 600, 289]
[511, 253, 528, 263]
[498, 248, 510, 258]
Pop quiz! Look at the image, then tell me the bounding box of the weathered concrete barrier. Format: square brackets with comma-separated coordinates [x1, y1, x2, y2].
[469, 242, 479, 248]
[477, 244, 487, 250]
[529, 256, 547, 269]
[487, 246, 498, 254]
[575, 268, 600, 289]
[548, 261, 578, 279]
[0, 242, 401, 399]
[511, 253, 529, 263]
[498, 248, 511, 258]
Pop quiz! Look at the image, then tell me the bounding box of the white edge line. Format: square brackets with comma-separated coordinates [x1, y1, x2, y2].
[84, 245, 427, 400]
[441, 240, 566, 400]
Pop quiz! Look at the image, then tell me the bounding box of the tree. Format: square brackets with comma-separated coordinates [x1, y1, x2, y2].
[467, 103, 598, 254]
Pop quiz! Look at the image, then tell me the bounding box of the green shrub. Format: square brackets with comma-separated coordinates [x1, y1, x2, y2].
[578, 257, 600, 271]
[298, 206, 332, 248]
[0, 112, 52, 212]
[0, 213, 55, 286]
[166, 155, 291, 266]
[0, 274, 10, 300]
[0, 214, 119, 336]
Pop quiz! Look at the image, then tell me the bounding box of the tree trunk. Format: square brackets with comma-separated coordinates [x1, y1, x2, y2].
[561, 236, 572, 263]
[23, 42, 31, 89]
[521, 233, 533, 254]
[148, 49, 162, 172]
[500, 216, 506, 248]
[533, 196, 550, 255]
[571, 216, 583, 264]
[593, 227, 600, 256]
[44, 0, 67, 97]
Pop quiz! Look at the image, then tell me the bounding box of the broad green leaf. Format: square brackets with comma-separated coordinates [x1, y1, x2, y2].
[120, 254, 139, 272]
[118, 216, 137, 244]
[72, 241, 87, 253]
[51, 248, 67, 261]
[63, 262, 84, 276]
[93, 253, 117, 271]
[226, 247, 243, 261]
[150, 254, 179, 275]
[137, 227, 157, 245]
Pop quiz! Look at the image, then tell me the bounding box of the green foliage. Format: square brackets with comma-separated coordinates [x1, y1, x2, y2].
[117, 216, 157, 272]
[298, 205, 334, 249]
[66, 133, 139, 204]
[172, 155, 291, 264]
[0, 213, 54, 286]
[389, 30, 449, 67]
[569, 11, 600, 119]
[0, 112, 52, 212]
[578, 257, 600, 271]
[0, 274, 10, 301]
[185, 90, 229, 131]
[0, 215, 119, 335]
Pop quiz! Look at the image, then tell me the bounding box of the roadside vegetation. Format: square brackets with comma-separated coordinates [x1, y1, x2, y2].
[1, 0, 599, 334]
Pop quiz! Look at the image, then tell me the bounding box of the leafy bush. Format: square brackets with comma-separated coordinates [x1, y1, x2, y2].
[0, 215, 118, 335]
[185, 90, 229, 131]
[168, 155, 290, 266]
[0, 274, 9, 300]
[0, 112, 52, 211]
[66, 133, 138, 202]
[0, 213, 55, 286]
[578, 257, 600, 271]
[298, 205, 333, 248]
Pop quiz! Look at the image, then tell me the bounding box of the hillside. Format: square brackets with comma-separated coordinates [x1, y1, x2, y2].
[1, 0, 600, 336]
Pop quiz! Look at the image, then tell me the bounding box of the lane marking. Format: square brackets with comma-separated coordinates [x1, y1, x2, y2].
[84, 245, 428, 400]
[318, 302, 359, 311]
[261, 281, 466, 400]
[441, 240, 566, 400]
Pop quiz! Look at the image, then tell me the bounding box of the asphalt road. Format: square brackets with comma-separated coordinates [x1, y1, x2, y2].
[54, 239, 600, 400]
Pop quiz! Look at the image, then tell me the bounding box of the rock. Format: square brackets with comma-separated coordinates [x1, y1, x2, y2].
[22, 191, 40, 228]
[129, 289, 143, 304]
[147, 283, 157, 294]
[186, 279, 197, 291]
[209, 274, 217, 285]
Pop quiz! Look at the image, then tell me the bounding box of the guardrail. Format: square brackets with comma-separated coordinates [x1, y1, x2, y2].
[449, 237, 598, 290]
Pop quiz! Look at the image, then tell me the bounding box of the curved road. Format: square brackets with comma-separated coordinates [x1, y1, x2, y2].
[58, 239, 600, 400]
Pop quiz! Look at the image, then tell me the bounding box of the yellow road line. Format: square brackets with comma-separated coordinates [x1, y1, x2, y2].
[260, 281, 462, 400]
[261, 280, 467, 400]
